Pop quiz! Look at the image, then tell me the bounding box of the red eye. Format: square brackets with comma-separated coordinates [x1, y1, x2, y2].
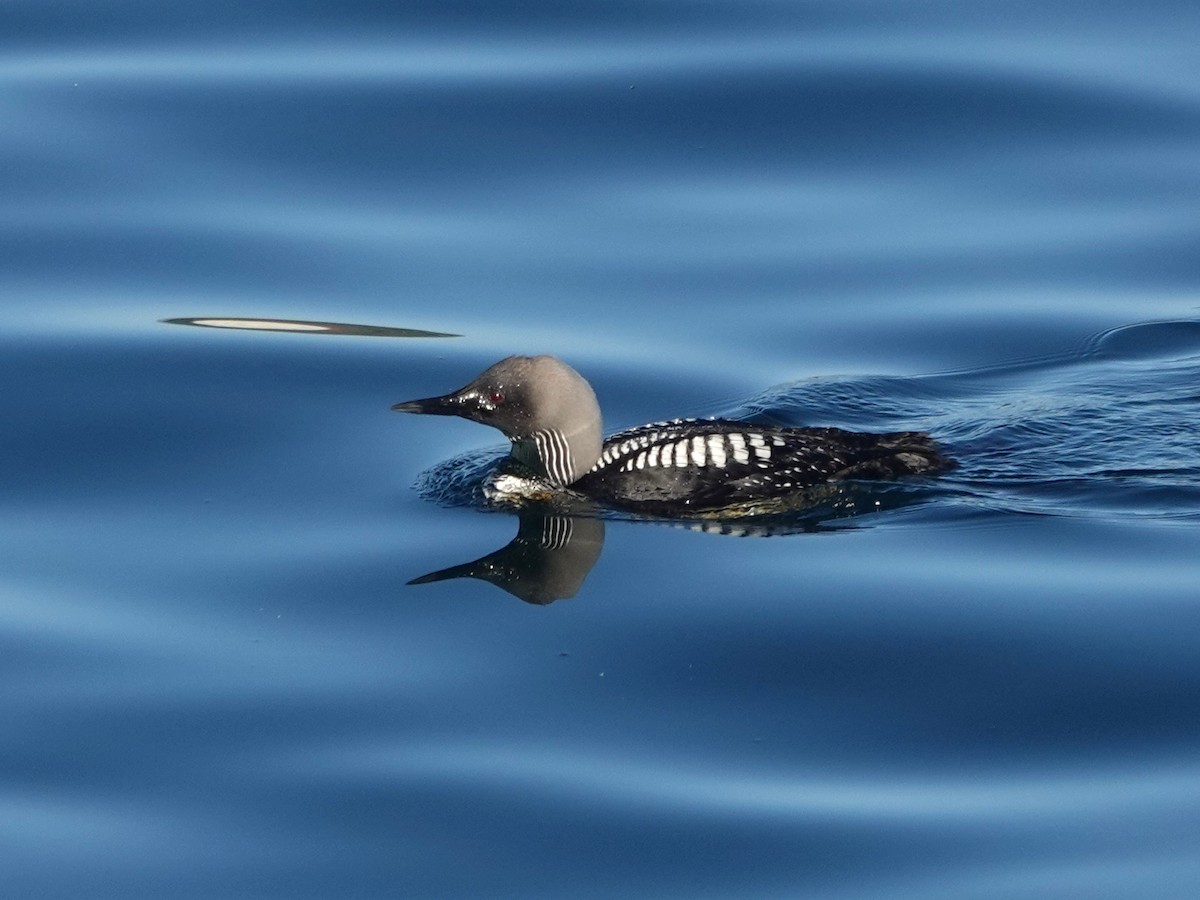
[489, 391, 505, 406]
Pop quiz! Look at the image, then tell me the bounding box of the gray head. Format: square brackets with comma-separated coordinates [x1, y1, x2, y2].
[391, 355, 604, 487]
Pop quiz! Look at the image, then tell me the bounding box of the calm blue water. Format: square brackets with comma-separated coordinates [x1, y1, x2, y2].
[4, 2, 1200, 896]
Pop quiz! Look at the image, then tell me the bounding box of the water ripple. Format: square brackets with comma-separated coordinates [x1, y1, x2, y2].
[0, 32, 1196, 104]
[331, 740, 1200, 824]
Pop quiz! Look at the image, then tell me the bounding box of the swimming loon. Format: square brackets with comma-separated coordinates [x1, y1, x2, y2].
[392, 355, 953, 515]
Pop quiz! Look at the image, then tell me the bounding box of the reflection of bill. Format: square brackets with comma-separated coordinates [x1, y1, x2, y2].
[410, 512, 604, 606]
[163, 317, 459, 338]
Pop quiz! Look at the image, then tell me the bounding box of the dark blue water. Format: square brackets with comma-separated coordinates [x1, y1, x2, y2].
[5, 2, 1200, 896]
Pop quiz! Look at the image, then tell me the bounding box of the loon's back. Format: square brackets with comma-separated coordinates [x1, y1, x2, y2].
[574, 418, 952, 512]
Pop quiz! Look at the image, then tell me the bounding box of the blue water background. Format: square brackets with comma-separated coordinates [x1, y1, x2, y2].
[4, 2, 1200, 896]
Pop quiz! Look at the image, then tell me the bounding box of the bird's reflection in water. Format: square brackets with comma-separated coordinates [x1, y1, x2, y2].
[407, 483, 949, 604]
[409, 511, 605, 605]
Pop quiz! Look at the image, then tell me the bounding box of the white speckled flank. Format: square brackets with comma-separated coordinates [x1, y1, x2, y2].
[673, 439, 689, 468]
[587, 425, 808, 478]
[708, 435, 727, 467]
[728, 433, 749, 464]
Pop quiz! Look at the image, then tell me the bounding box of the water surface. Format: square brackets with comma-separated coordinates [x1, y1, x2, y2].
[4, 1, 1200, 897]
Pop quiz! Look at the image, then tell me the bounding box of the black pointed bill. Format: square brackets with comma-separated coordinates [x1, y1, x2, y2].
[391, 386, 496, 420]
[390, 393, 463, 415]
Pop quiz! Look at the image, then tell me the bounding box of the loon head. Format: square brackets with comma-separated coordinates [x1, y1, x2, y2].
[391, 355, 604, 487]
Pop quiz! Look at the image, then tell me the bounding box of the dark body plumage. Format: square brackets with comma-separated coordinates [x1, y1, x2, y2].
[575, 418, 950, 513]
[393, 355, 953, 517]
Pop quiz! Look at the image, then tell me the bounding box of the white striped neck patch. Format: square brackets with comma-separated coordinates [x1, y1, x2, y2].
[513, 428, 575, 487]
